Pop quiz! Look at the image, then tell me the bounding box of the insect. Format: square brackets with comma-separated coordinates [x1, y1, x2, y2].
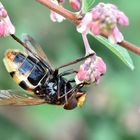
[0, 34, 94, 110]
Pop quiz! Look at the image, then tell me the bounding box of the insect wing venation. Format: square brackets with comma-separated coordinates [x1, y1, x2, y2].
[0, 90, 46, 105]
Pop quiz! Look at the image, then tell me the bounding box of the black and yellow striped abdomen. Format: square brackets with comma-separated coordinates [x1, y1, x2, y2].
[3, 50, 47, 92]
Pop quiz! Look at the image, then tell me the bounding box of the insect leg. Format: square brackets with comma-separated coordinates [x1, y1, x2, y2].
[58, 83, 84, 99]
[56, 53, 95, 70]
[58, 69, 78, 77]
[57, 70, 77, 99]
[63, 81, 87, 109]
[56, 76, 62, 99]
[56, 70, 76, 100]
[67, 79, 75, 83]
[63, 82, 78, 110]
[64, 82, 68, 104]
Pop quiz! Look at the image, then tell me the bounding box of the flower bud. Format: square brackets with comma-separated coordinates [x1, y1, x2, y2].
[0, 2, 15, 37]
[69, 0, 81, 10]
[50, 11, 65, 22]
[75, 54, 106, 85]
[50, 0, 65, 22]
[77, 12, 92, 33]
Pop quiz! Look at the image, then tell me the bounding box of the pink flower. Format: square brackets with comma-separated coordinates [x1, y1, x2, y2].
[0, 2, 15, 37]
[77, 3, 129, 43]
[75, 54, 106, 84]
[50, 0, 65, 22]
[108, 26, 124, 44]
[69, 0, 81, 10]
[95, 56, 107, 74]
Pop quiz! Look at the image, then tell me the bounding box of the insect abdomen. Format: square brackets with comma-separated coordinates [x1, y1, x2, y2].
[3, 50, 46, 91]
[27, 62, 46, 86]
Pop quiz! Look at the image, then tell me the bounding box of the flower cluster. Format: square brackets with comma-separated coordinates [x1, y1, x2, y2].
[75, 54, 106, 84]
[50, 0, 81, 22]
[77, 3, 129, 44]
[0, 2, 15, 37]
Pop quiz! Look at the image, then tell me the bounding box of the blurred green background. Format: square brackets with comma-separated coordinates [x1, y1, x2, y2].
[0, 0, 140, 140]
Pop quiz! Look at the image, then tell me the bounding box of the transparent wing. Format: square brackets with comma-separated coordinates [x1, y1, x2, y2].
[0, 90, 46, 105]
[22, 33, 54, 70]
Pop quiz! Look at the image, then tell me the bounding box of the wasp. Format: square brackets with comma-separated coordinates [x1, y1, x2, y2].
[0, 34, 94, 110]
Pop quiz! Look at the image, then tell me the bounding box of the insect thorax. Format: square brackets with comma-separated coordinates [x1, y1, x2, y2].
[34, 76, 72, 105]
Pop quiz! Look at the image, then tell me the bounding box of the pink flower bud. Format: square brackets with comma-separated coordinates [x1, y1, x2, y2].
[50, 10, 65, 22]
[117, 11, 129, 26]
[0, 2, 15, 37]
[69, 0, 81, 10]
[95, 56, 106, 74]
[77, 12, 92, 33]
[90, 22, 101, 35]
[50, 0, 65, 22]
[75, 54, 106, 85]
[108, 27, 124, 44]
[0, 6, 7, 17]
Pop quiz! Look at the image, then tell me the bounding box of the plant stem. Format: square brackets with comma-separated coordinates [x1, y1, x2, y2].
[36, 0, 140, 55]
[36, 0, 79, 24]
[82, 33, 95, 55]
[119, 40, 140, 55]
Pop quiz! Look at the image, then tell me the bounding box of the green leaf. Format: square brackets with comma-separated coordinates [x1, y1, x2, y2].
[91, 34, 134, 70]
[82, 0, 95, 13]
